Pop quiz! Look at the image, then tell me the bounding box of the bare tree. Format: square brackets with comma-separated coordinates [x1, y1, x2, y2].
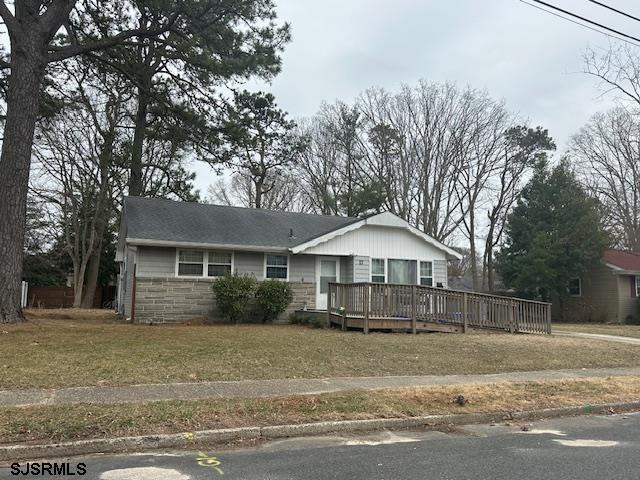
[207, 172, 309, 212]
[572, 107, 640, 250]
[293, 116, 342, 215]
[454, 92, 512, 290]
[32, 62, 129, 308]
[482, 126, 555, 291]
[583, 44, 640, 108]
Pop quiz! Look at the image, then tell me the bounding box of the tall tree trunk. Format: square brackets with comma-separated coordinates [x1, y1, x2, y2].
[486, 248, 495, 292]
[485, 221, 497, 292]
[254, 176, 263, 209]
[80, 242, 102, 308]
[468, 209, 479, 291]
[81, 130, 114, 308]
[73, 264, 87, 308]
[0, 49, 46, 323]
[129, 87, 149, 196]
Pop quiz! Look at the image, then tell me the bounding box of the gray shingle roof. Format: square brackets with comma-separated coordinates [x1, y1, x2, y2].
[123, 197, 359, 249]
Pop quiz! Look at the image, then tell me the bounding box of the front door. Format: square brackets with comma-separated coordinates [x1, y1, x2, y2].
[316, 257, 340, 310]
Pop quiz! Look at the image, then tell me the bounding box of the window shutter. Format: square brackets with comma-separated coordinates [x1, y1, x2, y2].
[631, 276, 637, 298]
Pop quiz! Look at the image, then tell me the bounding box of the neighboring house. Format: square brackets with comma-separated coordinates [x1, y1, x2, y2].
[553, 249, 640, 323]
[116, 197, 462, 324]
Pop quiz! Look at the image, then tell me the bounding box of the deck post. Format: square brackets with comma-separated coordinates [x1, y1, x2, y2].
[411, 285, 417, 334]
[364, 284, 370, 334]
[546, 303, 552, 334]
[508, 300, 515, 334]
[340, 284, 346, 331]
[462, 291, 468, 333]
[326, 283, 332, 327]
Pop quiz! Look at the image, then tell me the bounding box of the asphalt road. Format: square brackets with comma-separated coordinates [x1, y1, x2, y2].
[2, 413, 640, 479]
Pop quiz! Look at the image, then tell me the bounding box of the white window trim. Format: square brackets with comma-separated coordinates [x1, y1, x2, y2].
[635, 276, 640, 297]
[370, 258, 387, 283]
[264, 253, 290, 281]
[369, 258, 439, 286]
[175, 249, 234, 278]
[419, 260, 434, 287]
[569, 277, 582, 297]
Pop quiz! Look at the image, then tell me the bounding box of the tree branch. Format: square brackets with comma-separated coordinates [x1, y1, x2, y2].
[46, 11, 181, 63]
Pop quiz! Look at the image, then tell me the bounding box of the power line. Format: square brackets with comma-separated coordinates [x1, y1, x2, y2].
[531, 0, 640, 43]
[587, 0, 640, 24]
[520, 0, 640, 47]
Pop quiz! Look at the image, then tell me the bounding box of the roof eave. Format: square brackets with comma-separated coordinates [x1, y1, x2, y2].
[126, 238, 289, 253]
[604, 262, 640, 275]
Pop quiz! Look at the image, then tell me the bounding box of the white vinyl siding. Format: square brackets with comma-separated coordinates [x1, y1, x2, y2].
[290, 255, 315, 283]
[265, 254, 289, 280]
[136, 247, 176, 277]
[122, 247, 136, 317]
[433, 260, 447, 288]
[234, 252, 264, 278]
[298, 224, 447, 261]
[341, 257, 353, 283]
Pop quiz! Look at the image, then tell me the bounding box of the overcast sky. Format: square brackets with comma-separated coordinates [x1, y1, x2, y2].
[192, 0, 639, 194]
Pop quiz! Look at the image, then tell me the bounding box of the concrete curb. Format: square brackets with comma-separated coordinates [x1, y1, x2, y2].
[2, 401, 639, 462]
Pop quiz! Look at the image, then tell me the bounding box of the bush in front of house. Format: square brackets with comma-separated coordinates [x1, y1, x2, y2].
[290, 312, 325, 329]
[255, 280, 293, 322]
[212, 274, 258, 323]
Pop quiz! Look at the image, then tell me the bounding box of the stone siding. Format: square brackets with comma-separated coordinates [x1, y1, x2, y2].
[134, 277, 315, 324]
[286, 282, 315, 318]
[134, 277, 217, 324]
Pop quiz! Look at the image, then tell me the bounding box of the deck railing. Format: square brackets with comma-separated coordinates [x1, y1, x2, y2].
[327, 282, 551, 335]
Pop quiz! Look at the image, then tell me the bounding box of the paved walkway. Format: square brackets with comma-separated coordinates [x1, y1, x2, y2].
[3, 366, 640, 408]
[553, 331, 640, 346]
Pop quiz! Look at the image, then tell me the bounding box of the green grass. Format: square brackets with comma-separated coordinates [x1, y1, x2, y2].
[2, 377, 640, 445]
[554, 323, 640, 339]
[2, 309, 640, 390]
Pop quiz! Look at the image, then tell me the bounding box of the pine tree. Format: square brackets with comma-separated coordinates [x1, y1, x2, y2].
[496, 160, 608, 300]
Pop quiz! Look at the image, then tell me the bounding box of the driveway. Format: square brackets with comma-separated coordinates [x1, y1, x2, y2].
[554, 331, 640, 346]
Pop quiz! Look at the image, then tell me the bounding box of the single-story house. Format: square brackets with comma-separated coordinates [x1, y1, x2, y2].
[116, 197, 462, 323]
[553, 249, 640, 323]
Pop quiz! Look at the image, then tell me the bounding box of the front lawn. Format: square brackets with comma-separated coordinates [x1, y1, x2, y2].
[2, 377, 640, 445]
[554, 323, 640, 339]
[2, 309, 640, 390]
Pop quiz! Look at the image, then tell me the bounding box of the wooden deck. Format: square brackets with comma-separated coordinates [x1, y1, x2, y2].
[327, 282, 551, 335]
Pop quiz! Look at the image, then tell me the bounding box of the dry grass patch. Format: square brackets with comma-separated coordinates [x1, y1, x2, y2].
[1, 377, 639, 445]
[554, 323, 640, 339]
[1, 310, 640, 389]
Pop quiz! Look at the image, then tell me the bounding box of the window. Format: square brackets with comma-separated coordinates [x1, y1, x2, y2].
[636, 276, 640, 297]
[178, 250, 204, 276]
[177, 250, 233, 277]
[371, 258, 386, 283]
[420, 261, 433, 286]
[207, 251, 232, 277]
[265, 254, 288, 279]
[568, 278, 581, 296]
[388, 259, 417, 284]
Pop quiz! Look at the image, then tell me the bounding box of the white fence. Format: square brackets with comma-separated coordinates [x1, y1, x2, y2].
[21, 281, 28, 308]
